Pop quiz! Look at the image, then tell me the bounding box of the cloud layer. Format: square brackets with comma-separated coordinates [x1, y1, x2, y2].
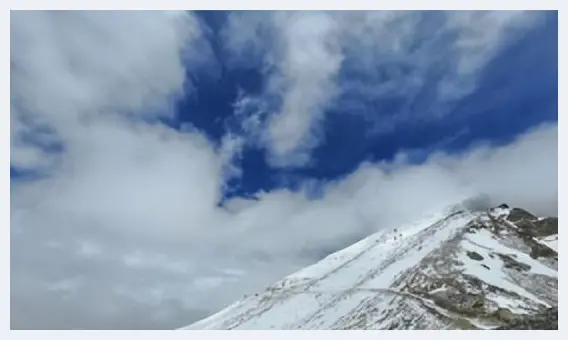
[10, 11, 557, 329]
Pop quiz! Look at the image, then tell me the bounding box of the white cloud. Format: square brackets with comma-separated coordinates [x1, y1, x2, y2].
[265, 12, 343, 166]
[224, 11, 343, 167]
[10, 11, 199, 170]
[11, 11, 556, 330]
[10, 10, 228, 329]
[338, 11, 542, 109]
[436, 11, 542, 101]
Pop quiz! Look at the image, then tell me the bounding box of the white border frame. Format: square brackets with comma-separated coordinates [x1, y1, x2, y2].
[2, 1, 564, 339]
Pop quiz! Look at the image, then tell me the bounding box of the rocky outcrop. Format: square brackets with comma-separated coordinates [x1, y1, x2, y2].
[508, 208, 537, 223]
[534, 218, 558, 237]
[497, 307, 558, 330]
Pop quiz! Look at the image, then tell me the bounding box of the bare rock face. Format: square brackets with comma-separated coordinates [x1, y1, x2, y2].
[534, 218, 558, 237]
[182, 205, 558, 330]
[497, 307, 558, 330]
[508, 208, 537, 223]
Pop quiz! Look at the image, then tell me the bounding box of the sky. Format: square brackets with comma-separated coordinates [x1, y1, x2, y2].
[10, 10, 557, 330]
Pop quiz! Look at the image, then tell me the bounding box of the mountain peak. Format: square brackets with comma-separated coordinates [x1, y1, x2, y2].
[182, 205, 558, 330]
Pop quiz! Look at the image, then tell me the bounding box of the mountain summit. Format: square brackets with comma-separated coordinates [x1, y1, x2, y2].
[182, 205, 558, 330]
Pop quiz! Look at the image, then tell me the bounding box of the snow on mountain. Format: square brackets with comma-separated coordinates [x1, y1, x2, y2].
[182, 205, 558, 330]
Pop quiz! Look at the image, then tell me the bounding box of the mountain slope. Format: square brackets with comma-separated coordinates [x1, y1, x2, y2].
[182, 205, 558, 330]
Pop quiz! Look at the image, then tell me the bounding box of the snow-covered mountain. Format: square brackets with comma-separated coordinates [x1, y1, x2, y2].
[182, 205, 558, 330]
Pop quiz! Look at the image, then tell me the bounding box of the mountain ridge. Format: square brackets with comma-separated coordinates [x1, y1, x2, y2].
[182, 204, 558, 330]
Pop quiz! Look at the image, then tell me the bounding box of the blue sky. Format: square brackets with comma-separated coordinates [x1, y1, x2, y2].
[10, 11, 558, 330]
[170, 10, 558, 200]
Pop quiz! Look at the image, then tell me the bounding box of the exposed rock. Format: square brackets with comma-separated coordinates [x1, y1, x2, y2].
[497, 307, 558, 330]
[530, 242, 557, 259]
[534, 217, 558, 237]
[497, 253, 531, 271]
[508, 208, 537, 223]
[451, 317, 478, 330]
[428, 288, 486, 317]
[492, 308, 517, 322]
[514, 220, 539, 238]
[466, 251, 484, 261]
